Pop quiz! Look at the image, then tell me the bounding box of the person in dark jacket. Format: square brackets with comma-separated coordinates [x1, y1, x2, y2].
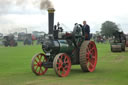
[82, 20, 90, 40]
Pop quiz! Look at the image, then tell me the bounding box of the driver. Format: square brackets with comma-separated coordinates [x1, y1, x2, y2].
[82, 20, 90, 40]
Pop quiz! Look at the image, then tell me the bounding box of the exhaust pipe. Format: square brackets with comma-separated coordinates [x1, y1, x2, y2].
[48, 8, 55, 34]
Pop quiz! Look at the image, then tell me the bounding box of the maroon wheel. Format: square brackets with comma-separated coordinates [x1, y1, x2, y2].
[53, 53, 71, 77]
[31, 53, 48, 75]
[80, 41, 97, 72]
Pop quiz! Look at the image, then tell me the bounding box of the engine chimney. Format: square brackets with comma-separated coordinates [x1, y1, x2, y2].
[48, 8, 55, 34]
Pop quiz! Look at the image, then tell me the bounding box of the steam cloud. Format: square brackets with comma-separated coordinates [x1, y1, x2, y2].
[0, 0, 53, 14]
[40, 0, 53, 9]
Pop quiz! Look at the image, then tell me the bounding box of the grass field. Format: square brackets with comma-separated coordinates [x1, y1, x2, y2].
[0, 42, 128, 85]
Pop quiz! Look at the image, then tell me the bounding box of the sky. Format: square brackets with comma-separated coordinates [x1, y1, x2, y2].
[0, 0, 128, 35]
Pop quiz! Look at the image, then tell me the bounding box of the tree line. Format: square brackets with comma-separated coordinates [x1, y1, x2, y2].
[100, 21, 121, 38]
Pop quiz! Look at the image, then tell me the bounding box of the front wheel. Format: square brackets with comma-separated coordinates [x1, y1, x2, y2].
[31, 53, 48, 75]
[53, 53, 71, 77]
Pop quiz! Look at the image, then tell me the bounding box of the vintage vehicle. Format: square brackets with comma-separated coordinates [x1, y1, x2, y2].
[31, 8, 98, 77]
[3, 35, 17, 47]
[24, 34, 33, 45]
[110, 31, 126, 52]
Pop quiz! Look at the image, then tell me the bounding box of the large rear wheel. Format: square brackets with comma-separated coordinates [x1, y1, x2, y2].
[53, 53, 71, 77]
[31, 53, 48, 75]
[80, 41, 97, 72]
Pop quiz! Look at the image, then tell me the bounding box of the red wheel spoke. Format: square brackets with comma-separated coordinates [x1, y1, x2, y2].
[64, 65, 68, 69]
[87, 57, 90, 61]
[62, 68, 66, 73]
[64, 57, 67, 63]
[38, 67, 43, 74]
[57, 62, 62, 69]
[90, 48, 95, 53]
[87, 48, 91, 55]
[34, 64, 37, 67]
[40, 67, 43, 73]
[37, 55, 39, 59]
[35, 66, 38, 71]
[59, 58, 63, 63]
[58, 65, 62, 69]
[35, 59, 38, 63]
[39, 57, 41, 62]
[92, 47, 95, 50]
[57, 67, 61, 70]
[88, 57, 94, 68]
[92, 55, 96, 59]
[39, 55, 42, 62]
[89, 62, 94, 68]
[64, 58, 68, 63]
[88, 58, 92, 63]
[64, 61, 68, 64]
[64, 60, 67, 63]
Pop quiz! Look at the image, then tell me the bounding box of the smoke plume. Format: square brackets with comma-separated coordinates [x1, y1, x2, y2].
[0, 0, 54, 14]
[40, 0, 53, 10]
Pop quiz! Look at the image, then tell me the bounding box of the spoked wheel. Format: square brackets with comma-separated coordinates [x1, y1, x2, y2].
[32, 53, 48, 75]
[80, 41, 97, 72]
[53, 53, 71, 77]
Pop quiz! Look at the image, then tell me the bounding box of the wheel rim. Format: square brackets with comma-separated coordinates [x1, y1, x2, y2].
[32, 53, 48, 75]
[86, 41, 97, 72]
[53, 53, 71, 77]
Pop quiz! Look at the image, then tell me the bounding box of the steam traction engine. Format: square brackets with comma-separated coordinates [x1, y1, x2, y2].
[31, 8, 98, 77]
[110, 31, 126, 52]
[3, 35, 17, 47]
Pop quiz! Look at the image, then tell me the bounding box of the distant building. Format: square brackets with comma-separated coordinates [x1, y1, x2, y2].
[32, 31, 45, 39]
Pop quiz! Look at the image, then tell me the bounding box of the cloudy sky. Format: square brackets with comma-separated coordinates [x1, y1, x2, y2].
[0, 0, 128, 35]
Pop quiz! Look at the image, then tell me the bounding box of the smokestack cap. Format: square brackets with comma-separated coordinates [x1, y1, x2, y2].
[48, 8, 55, 13]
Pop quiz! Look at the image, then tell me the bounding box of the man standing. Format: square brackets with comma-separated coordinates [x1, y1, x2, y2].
[82, 20, 90, 40]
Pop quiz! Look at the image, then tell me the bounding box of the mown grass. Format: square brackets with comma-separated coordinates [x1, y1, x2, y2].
[0, 42, 128, 85]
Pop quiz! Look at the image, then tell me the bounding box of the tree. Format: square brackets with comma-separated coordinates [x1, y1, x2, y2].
[101, 21, 119, 38]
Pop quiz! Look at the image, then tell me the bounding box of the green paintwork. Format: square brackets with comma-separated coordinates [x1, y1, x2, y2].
[58, 40, 74, 54]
